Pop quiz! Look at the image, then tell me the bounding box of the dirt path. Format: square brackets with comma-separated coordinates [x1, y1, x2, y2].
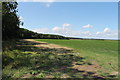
[23, 39, 73, 50]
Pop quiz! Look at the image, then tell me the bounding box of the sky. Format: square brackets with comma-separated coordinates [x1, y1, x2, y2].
[18, 2, 118, 39]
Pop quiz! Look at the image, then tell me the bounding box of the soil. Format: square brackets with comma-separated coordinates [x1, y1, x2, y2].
[23, 39, 73, 50]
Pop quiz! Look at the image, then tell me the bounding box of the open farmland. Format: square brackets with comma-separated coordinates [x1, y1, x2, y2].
[35, 39, 118, 76]
[2, 2, 118, 79]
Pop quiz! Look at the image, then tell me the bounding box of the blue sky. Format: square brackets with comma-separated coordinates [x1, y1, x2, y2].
[18, 2, 118, 39]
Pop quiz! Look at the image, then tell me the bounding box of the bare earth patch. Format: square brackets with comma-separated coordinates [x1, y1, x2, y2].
[23, 39, 73, 50]
[22, 73, 33, 78]
[72, 63, 99, 72]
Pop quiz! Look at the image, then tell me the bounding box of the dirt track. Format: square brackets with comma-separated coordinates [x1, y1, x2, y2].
[23, 39, 73, 50]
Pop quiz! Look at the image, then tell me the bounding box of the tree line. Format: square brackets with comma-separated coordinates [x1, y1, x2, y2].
[19, 28, 68, 39]
[2, 2, 69, 40]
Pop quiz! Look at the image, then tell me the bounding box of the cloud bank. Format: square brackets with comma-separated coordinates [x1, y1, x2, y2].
[32, 24, 118, 39]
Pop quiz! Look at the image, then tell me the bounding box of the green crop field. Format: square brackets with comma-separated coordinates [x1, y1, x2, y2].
[35, 39, 118, 74]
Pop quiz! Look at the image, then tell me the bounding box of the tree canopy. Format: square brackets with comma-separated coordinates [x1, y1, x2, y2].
[2, 2, 21, 40]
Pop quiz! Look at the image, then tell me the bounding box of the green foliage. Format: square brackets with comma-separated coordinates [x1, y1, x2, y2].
[36, 73, 46, 78]
[2, 2, 21, 40]
[52, 72, 61, 78]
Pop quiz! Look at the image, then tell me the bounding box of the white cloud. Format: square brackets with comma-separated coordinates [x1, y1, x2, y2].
[19, 25, 24, 28]
[82, 24, 93, 28]
[103, 28, 110, 33]
[45, 2, 53, 7]
[40, 3, 51, 7]
[33, 27, 50, 33]
[17, 0, 55, 7]
[96, 32, 102, 35]
[96, 28, 111, 35]
[51, 23, 93, 38]
[95, 28, 118, 39]
[19, 16, 23, 21]
[35, 0, 55, 7]
[82, 31, 91, 35]
[52, 26, 62, 32]
[52, 23, 71, 34]
[19, 16, 24, 28]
